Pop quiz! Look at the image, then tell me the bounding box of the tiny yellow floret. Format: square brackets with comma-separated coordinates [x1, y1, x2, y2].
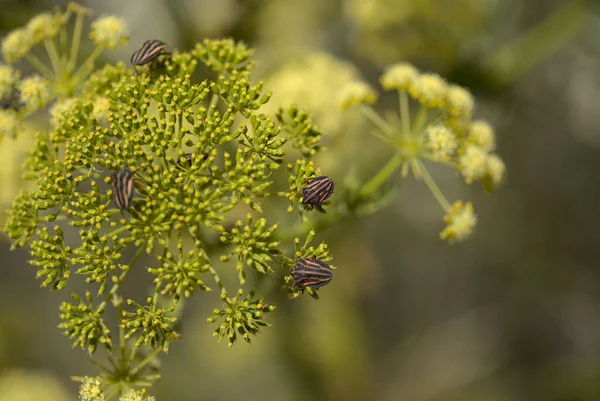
[26, 13, 61, 44]
[426, 124, 457, 161]
[0, 64, 20, 99]
[469, 120, 496, 151]
[380, 62, 418, 91]
[90, 16, 129, 49]
[2, 28, 31, 62]
[486, 154, 506, 187]
[338, 80, 378, 109]
[408, 72, 447, 108]
[446, 84, 474, 119]
[458, 144, 487, 183]
[440, 201, 477, 243]
[18, 75, 51, 110]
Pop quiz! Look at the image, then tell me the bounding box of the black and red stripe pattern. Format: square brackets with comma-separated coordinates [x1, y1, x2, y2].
[130, 39, 169, 66]
[111, 166, 135, 210]
[301, 176, 334, 207]
[291, 258, 333, 289]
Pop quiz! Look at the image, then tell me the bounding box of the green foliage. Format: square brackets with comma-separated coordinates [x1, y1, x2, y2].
[208, 289, 275, 347]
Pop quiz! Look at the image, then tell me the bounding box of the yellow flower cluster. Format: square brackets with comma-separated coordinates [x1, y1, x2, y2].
[1, 12, 64, 62]
[338, 60, 507, 243]
[338, 80, 378, 109]
[17, 75, 51, 110]
[90, 16, 129, 49]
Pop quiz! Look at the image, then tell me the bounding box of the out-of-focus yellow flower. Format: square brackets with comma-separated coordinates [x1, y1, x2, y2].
[458, 144, 487, 184]
[90, 16, 129, 49]
[79, 376, 105, 401]
[50, 97, 78, 128]
[118, 389, 155, 401]
[18, 75, 51, 110]
[262, 52, 361, 135]
[338, 80, 378, 109]
[440, 201, 477, 243]
[1, 28, 31, 62]
[446, 84, 474, 119]
[0, 64, 20, 99]
[380, 62, 418, 91]
[26, 13, 62, 45]
[426, 125, 456, 161]
[486, 154, 506, 187]
[0, 369, 72, 401]
[91, 96, 110, 122]
[468, 120, 496, 151]
[408, 72, 447, 109]
[0, 109, 19, 138]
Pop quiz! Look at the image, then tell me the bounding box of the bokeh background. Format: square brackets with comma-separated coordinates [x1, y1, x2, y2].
[1, 0, 600, 400]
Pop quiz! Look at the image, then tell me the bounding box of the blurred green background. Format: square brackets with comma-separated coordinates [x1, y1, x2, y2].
[1, 0, 600, 400]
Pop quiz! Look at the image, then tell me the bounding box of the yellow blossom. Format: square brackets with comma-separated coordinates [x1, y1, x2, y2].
[49, 97, 78, 128]
[458, 144, 487, 183]
[486, 154, 506, 187]
[79, 376, 105, 401]
[0, 64, 20, 99]
[26, 13, 61, 45]
[468, 120, 495, 151]
[17, 75, 51, 110]
[119, 389, 155, 401]
[380, 62, 418, 91]
[1, 28, 31, 62]
[91, 96, 110, 122]
[440, 201, 477, 243]
[338, 80, 378, 109]
[446, 84, 474, 119]
[426, 124, 456, 161]
[408, 72, 447, 108]
[90, 16, 129, 49]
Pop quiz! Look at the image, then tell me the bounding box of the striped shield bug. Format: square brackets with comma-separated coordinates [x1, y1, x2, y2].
[178, 152, 210, 170]
[130, 39, 171, 68]
[301, 176, 334, 209]
[111, 166, 135, 211]
[291, 257, 333, 289]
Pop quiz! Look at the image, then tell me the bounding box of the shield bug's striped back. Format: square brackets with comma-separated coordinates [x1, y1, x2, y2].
[178, 152, 209, 168]
[291, 258, 333, 289]
[111, 166, 135, 210]
[301, 176, 334, 206]
[131, 39, 168, 66]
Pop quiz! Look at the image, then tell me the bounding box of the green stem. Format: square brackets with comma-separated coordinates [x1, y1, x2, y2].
[415, 158, 451, 211]
[209, 93, 219, 110]
[208, 265, 224, 291]
[68, 10, 84, 73]
[25, 54, 54, 79]
[98, 245, 145, 310]
[70, 46, 103, 83]
[43, 38, 61, 76]
[360, 105, 394, 136]
[129, 346, 163, 376]
[400, 91, 411, 140]
[412, 106, 429, 136]
[357, 152, 404, 199]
